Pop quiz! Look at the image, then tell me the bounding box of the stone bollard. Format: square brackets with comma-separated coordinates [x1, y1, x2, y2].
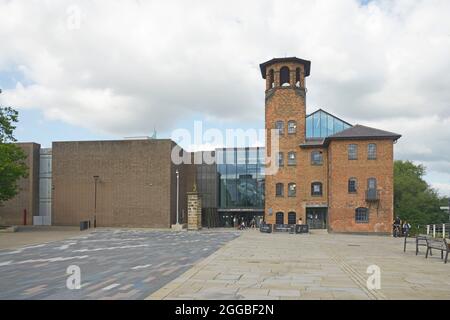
[187, 191, 202, 231]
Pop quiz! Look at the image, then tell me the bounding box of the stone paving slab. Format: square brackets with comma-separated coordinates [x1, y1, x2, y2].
[148, 231, 450, 300]
[0, 229, 239, 299]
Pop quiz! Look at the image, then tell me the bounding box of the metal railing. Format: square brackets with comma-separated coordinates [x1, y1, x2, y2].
[426, 223, 450, 239]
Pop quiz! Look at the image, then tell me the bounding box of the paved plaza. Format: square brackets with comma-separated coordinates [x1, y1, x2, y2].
[0, 229, 239, 299]
[148, 230, 450, 300]
[1, 228, 449, 300]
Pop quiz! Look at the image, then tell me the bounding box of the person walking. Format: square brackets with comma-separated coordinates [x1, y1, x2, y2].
[393, 216, 401, 237]
[402, 220, 411, 237]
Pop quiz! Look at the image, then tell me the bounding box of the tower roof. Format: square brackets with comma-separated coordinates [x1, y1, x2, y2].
[260, 57, 311, 78]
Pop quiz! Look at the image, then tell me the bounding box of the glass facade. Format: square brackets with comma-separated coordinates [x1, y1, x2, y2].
[306, 110, 352, 138]
[215, 147, 265, 228]
[217, 148, 265, 210]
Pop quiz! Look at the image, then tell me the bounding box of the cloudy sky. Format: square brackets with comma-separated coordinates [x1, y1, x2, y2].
[0, 0, 449, 196]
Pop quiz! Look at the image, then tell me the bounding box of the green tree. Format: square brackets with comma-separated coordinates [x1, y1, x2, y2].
[0, 106, 28, 205]
[394, 160, 447, 228]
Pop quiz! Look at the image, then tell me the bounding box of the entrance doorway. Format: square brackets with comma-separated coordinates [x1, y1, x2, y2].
[306, 208, 327, 229]
[275, 212, 284, 225]
[218, 211, 263, 228]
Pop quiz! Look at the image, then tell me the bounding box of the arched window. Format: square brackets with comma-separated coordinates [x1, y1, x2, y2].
[311, 151, 323, 165]
[288, 212, 297, 225]
[268, 69, 275, 88]
[367, 178, 377, 190]
[275, 183, 284, 197]
[355, 207, 369, 223]
[311, 182, 323, 196]
[280, 66, 290, 86]
[288, 120, 297, 134]
[275, 120, 284, 135]
[348, 178, 357, 193]
[348, 144, 358, 160]
[278, 152, 284, 167]
[295, 67, 301, 87]
[288, 183, 296, 197]
[288, 152, 296, 166]
[368, 143, 377, 160]
[276, 212, 284, 225]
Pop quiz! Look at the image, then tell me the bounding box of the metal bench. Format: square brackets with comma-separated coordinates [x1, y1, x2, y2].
[403, 234, 431, 255]
[415, 234, 430, 255]
[425, 238, 449, 263]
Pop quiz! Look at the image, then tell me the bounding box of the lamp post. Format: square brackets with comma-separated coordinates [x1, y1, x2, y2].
[93, 175, 99, 228]
[175, 169, 180, 225]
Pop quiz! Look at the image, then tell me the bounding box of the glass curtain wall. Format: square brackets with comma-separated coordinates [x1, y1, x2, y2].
[217, 147, 265, 209]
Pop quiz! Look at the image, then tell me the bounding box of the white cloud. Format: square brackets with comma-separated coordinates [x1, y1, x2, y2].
[431, 183, 450, 198]
[0, 0, 450, 193]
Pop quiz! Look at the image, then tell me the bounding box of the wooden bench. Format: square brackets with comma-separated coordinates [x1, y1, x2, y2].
[425, 238, 449, 264]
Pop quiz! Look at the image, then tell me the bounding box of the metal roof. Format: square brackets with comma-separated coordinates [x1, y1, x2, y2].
[260, 57, 311, 79]
[326, 124, 401, 140]
[300, 124, 402, 148]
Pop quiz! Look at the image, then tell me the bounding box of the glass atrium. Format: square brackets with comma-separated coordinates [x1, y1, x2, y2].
[306, 110, 352, 138]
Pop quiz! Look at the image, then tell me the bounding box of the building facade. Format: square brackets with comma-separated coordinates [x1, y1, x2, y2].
[51, 139, 196, 228]
[0, 57, 400, 233]
[0, 143, 40, 226]
[261, 57, 401, 234]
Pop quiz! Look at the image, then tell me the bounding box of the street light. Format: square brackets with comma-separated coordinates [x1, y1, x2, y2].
[93, 175, 99, 228]
[175, 169, 180, 225]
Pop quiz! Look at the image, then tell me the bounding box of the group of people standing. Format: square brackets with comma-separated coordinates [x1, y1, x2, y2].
[393, 216, 411, 237]
[233, 216, 260, 230]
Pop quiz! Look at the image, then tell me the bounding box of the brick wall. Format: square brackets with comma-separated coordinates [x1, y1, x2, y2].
[299, 146, 329, 220]
[264, 61, 307, 224]
[328, 139, 394, 233]
[0, 143, 40, 226]
[52, 139, 190, 228]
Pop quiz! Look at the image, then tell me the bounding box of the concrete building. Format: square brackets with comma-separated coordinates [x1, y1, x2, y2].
[261, 57, 401, 234]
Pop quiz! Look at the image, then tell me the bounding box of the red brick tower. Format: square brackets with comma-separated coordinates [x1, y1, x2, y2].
[260, 57, 311, 225]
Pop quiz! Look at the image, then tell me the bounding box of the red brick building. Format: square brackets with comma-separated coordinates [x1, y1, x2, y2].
[261, 57, 401, 234]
